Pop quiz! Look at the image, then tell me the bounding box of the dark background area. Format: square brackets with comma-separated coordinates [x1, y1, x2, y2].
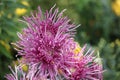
[0, 0, 120, 80]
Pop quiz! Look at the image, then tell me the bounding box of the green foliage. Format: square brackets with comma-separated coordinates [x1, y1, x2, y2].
[0, 0, 120, 80]
[0, 0, 30, 79]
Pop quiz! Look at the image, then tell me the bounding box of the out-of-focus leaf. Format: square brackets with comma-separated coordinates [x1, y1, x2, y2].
[0, 44, 12, 59]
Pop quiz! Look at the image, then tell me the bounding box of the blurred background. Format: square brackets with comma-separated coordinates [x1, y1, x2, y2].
[0, 0, 120, 80]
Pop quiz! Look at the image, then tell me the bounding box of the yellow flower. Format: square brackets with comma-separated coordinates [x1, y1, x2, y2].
[74, 42, 81, 54]
[15, 8, 27, 16]
[21, 1, 29, 7]
[112, 0, 120, 16]
[73, 42, 83, 60]
[22, 64, 28, 72]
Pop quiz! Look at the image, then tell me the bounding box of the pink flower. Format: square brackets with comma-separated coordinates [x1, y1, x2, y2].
[13, 5, 79, 80]
[5, 65, 26, 80]
[69, 45, 103, 80]
[6, 5, 104, 80]
[5, 65, 48, 80]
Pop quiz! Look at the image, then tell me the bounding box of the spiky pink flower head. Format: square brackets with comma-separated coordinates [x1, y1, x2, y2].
[13, 5, 79, 79]
[5, 65, 47, 80]
[5, 65, 27, 80]
[10, 5, 104, 80]
[67, 45, 103, 80]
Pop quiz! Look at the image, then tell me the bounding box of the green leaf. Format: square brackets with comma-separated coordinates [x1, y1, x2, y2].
[0, 44, 12, 59]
